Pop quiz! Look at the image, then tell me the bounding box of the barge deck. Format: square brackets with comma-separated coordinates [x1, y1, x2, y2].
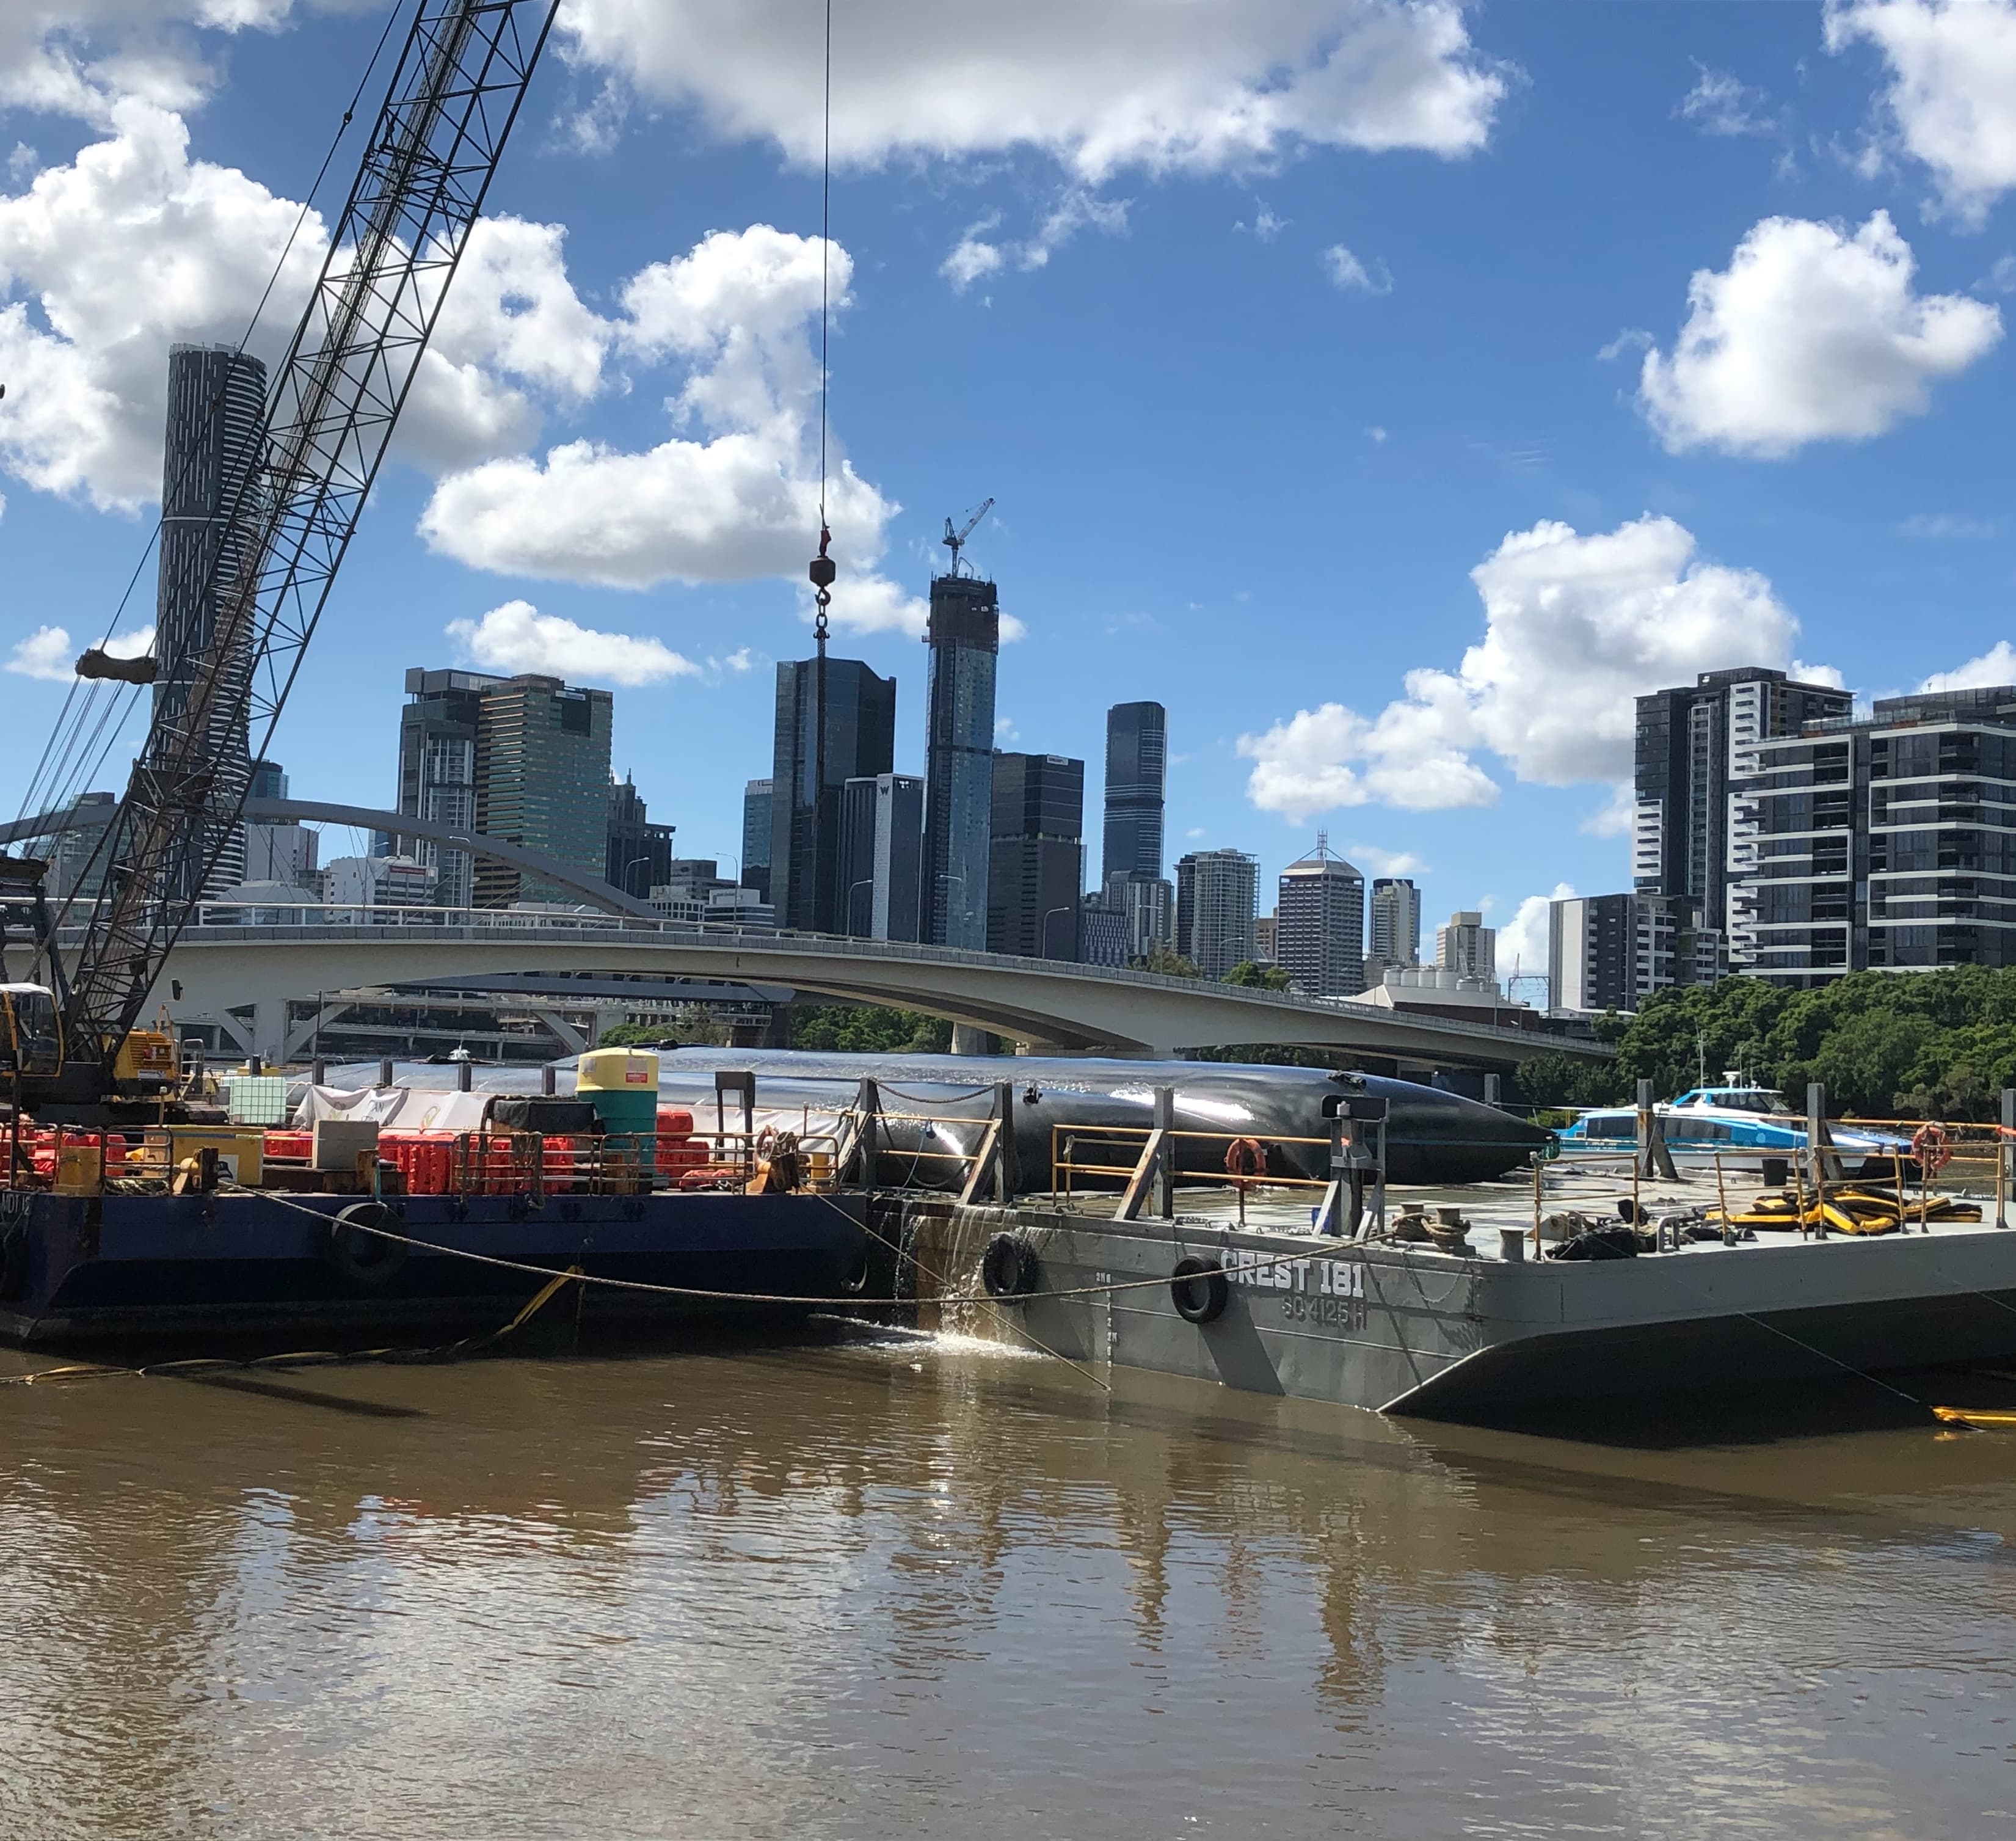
[901, 1176, 2016, 1424]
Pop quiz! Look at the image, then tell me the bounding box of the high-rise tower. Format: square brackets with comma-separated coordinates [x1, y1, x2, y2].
[1276, 840, 1365, 996]
[1634, 667, 1850, 933]
[473, 676, 614, 906]
[1369, 877, 1421, 971]
[988, 752, 1084, 960]
[1102, 701, 1166, 885]
[771, 656, 897, 933]
[155, 343, 269, 897]
[921, 572, 999, 948]
[1175, 848, 1258, 979]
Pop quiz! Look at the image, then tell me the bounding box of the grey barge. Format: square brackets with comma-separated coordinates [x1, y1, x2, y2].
[901, 1192, 2016, 1423]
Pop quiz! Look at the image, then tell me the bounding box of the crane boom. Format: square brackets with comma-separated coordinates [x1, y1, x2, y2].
[941, 496, 994, 577]
[44, 0, 559, 1107]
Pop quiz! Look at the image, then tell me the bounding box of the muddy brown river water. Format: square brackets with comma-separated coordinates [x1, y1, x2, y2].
[3, 1329, 2014, 1839]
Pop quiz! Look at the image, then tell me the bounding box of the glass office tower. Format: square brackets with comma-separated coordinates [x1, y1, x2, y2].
[922, 574, 999, 949]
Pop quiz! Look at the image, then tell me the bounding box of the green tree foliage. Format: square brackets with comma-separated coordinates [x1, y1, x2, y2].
[1599, 968, 2016, 1118]
[1134, 945, 1201, 979]
[597, 1021, 677, 1048]
[790, 1004, 952, 1054]
[1223, 960, 1292, 991]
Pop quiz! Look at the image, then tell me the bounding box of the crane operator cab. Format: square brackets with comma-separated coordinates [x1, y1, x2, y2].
[0, 984, 63, 1082]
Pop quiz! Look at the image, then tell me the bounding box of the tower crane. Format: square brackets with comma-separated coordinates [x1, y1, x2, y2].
[0, 0, 561, 1120]
[941, 497, 994, 578]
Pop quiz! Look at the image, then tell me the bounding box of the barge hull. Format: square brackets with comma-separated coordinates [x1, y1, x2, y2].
[0, 1189, 867, 1351]
[910, 1202, 2016, 1423]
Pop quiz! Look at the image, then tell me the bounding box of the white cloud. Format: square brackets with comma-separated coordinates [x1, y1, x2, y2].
[1639, 212, 2001, 458]
[419, 224, 917, 633]
[1827, 0, 2016, 222]
[1496, 883, 1574, 983]
[0, 101, 602, 507]
[1022, 188, 1129, 269]
[1898, 511, 1998, 538]
[1579, 784, 1635, 838]
[5, 625, 76, 681]
[1240, 515, 1821, 820]
[1322, 243, 1391, 293]
[560, 0, 1509, 180]
[5, 618, 153, 680]
[941, 235, 1004, 291]
[1920, 640, 2016, 691]
[942, 191, 1129, 288]
[0, 98, 319, 508]
[1348, 843, 1427, 878]
[1676, 64, 1775, 137]
[445, 600, 697, 687]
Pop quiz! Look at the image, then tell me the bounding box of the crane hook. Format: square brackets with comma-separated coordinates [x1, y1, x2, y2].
[809, 523, 835, 643]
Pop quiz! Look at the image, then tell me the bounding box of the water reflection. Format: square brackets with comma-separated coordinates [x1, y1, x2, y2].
[2, 1337, 2014, 1839]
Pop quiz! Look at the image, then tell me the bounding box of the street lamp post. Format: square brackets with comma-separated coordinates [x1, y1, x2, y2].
[846, 878, 876, 939]
[1039, 905, 1076, 961]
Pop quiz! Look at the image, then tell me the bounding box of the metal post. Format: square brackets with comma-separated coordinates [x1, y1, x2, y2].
[541, 1063, 557, 1096]
[457, 1059, 472, 1093]
[2001, 1088, 2014, 1230]
[1807, 1081, 1842, 1186]
[249, 1054, 263, 1077]
[994, 1081, 1017, 1202]
[310, 1057, 326, 1087]
[858, 1077, 881, 1192]
[1483, 1072, 1501, 1109]
[1154, 1086, 1175, 1219]
[378, 1057, 393, 1090]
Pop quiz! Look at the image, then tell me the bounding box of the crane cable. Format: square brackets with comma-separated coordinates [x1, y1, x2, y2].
[13, 0, 412, 856]
[806, 0, 837, 920]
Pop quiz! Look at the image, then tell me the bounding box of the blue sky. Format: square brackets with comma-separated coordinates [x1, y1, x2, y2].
[3, 1, 2015, 978]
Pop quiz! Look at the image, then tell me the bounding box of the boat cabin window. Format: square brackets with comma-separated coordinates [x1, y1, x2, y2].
[0, 983, 62, 1079]
[1712, 1090, 1788, 1114]
[1665, 1116, 1732, 1142]
[1582, 1113, 1635, 1139]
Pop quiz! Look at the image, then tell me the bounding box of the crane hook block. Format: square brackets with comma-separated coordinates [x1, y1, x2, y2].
[809, 521, 837, 592]
[75, 648, 158, 685]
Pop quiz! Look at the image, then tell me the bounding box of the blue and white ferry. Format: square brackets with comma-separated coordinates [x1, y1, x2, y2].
[1557, 1085, 1915, 1173]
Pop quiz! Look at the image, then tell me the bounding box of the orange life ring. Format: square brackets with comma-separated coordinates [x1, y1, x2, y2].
[1912, 1121, 1952, 1177]
[1224, 1136, 1267, 1179]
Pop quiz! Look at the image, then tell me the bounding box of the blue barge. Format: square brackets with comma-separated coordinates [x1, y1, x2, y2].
[0, 1186, 870, 1351]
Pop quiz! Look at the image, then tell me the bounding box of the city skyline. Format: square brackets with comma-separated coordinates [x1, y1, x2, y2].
[9, 5, 2016, 954]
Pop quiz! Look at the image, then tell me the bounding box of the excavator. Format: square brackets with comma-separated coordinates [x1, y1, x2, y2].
[0, 1, 562, 1127]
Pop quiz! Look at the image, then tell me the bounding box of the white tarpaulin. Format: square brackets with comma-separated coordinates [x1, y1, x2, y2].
[293, 1085, 496, 1133]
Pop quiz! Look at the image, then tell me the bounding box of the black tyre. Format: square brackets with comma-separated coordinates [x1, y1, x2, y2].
[323, 1201, 409, 1289]
[980, 1233, 1039, 1299]
[1170, 1256, 1229, 1324]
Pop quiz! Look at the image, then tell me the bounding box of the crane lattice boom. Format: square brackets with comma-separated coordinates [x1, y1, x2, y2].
[53, 0, 558, 1101]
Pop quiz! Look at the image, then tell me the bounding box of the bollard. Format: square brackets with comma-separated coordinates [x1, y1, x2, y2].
[457, 1059, 473, 1092]
[378, 1057, 394, 1090]
[248, 1054, 263, 1077]
[2001, 1088, 2015, 1230]
[1807, 1081, 1843, 1185]
[541, 1063, 557, 1097]
[310, 1057, 326, 1087]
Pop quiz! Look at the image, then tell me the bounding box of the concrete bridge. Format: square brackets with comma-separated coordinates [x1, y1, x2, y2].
[7, 797, 1601, 1075]
[137, 909, 1596, 1074]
